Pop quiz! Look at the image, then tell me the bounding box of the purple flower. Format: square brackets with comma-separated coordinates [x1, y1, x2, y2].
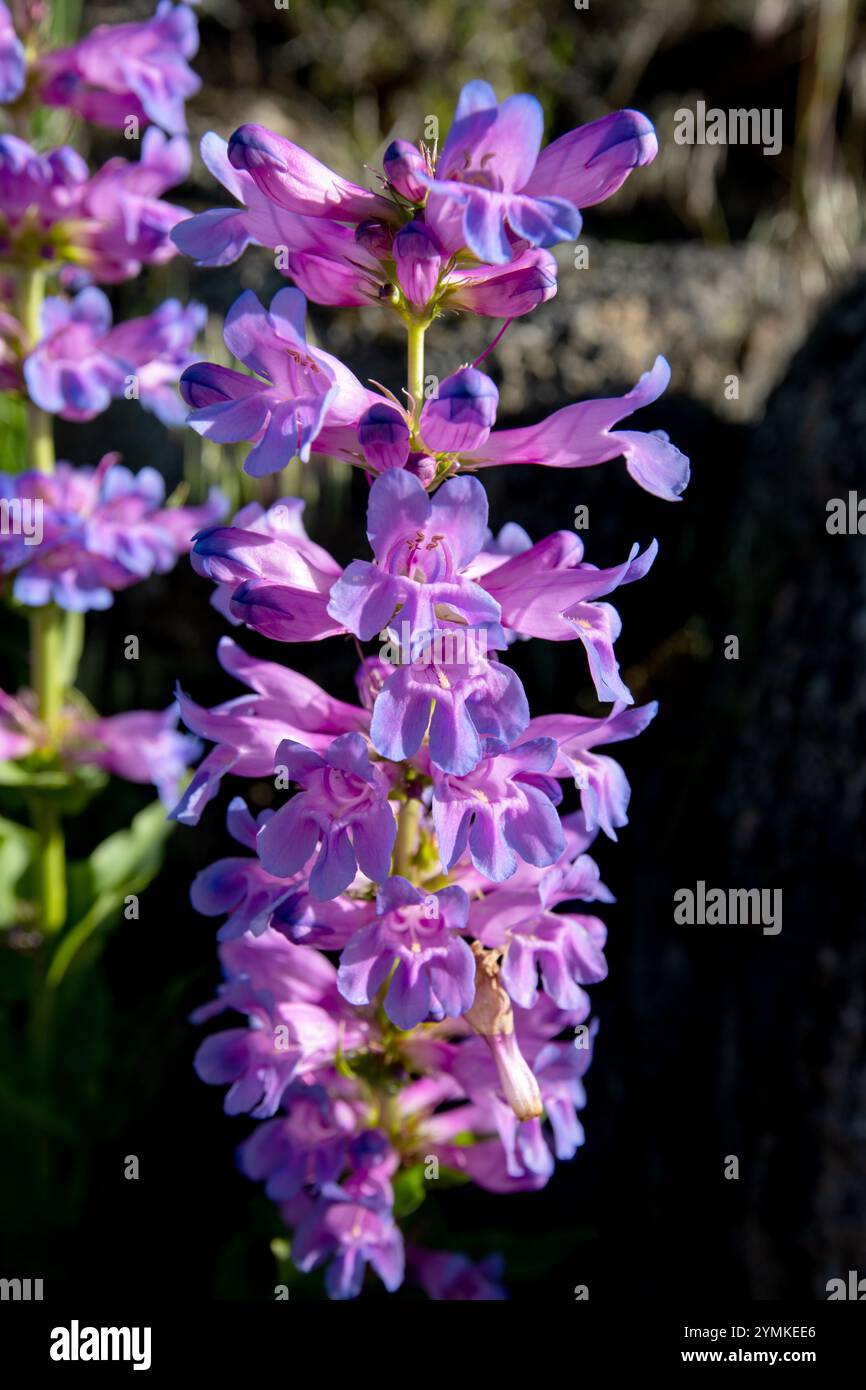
[192, 930, 367, 1119]
[77, 128, 191, 283]
[179, 287, 376, 476]
[0, 135, 89, 243]
[0, 454, 223, 610]
[326, 471, 519, 776]
[23, 287, 204, 424]
[72, 704, 200, 806]
[382, 140, 430, 203]
[0, 130, 188, 281]
[442, 247, 557, 318]
[171, 133, 384, 307]
[472, 524, 657, 703]
[256, 733, 397, 900]
[423, 82, 655, 264]
[38, 1, 201, 135]
[475, 527, 655, 639]
[193, 986, 341, 1118]
[357, 402, 411, 473]
[227, 122, 394, 223]
[392, 221, 442, 310]
[432, 738, 564, 882]
[419, 368, 499, 453]
[464, 357, 690, 501]
[327, 468, 501, 646]
[527, 700, 658, 838]
[239, 1082, 362, 1200]
[372, 649, 528, 778]
[337, 876, 475, 1029]
[0, 1, 25, 103]
[172, 128, 557, 319]
[191, 497, 344, 642]
[289, 1185, 404, 1300]
[409, 1248, 508, 1301]
[0, 686, 198, 803]
[470, 852, 612, 1008]
[171, 637, 368, 826]
[191, 798, 314, 942]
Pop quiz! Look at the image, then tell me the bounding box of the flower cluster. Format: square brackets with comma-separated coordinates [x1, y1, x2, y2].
[1, 453, 222, 610]
[1, 4, 204, 428]
[0, 5, 213, 922]
[174, 80, 689, 1299]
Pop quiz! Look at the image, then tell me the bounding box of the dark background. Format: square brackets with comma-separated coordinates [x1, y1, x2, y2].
[2, 0, 865, 1300]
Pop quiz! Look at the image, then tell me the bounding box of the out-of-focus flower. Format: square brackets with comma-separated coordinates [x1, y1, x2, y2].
[408, 1247, 508, 1301]
[23, 286, 204, 423]
[0, 687, 198, 803]
[0, 130, 189, 281]
[0, 454, 224, 609]
[0, 0, 25, 103]
[37, 2, 200, 135]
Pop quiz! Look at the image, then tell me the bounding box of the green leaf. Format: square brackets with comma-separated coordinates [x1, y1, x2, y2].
[48, 799, 173, 985]
[0, 815, 36, 926]
[67, 798, 172, 910]
[393, 1163, 428, 1220]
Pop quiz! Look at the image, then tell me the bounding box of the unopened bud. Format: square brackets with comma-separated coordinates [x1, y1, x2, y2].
[383, 140, 429, 203]
[358, 401, 410, 472]
[419, 367, 498, 453]
[356, 220, 393, 260]
[393, 221, 442, 310]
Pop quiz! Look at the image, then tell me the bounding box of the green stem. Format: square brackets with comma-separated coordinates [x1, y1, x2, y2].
[19, 268, 55, 476]
[407, 322, 426, 413]
[18, 265, 67, 935]
[394, 798, 421, 879]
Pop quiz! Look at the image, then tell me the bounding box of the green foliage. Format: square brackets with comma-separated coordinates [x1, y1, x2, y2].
[0, 814, 35, 926]
[49, 799, 173, 984]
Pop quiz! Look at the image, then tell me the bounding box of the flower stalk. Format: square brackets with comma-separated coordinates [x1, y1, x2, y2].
[18, 264, 67, 935]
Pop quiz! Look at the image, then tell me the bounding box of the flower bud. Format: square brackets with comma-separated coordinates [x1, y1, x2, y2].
[393, 221, 442, 310]
[383, 140, 428, 203]
[419, 367, 498, 453]
[355, 220, 393, 260]
[358, 401, 410, 472]
[447, 248, 558, 319]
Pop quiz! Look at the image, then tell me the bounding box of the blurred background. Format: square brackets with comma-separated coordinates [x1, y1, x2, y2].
[2, 0, 866, 1300]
